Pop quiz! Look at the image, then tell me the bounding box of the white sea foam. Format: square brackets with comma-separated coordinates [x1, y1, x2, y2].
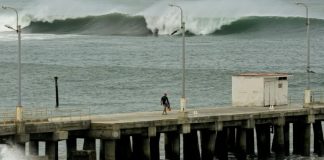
[0, 144, 26, 160]
[0, 32, 81, 41]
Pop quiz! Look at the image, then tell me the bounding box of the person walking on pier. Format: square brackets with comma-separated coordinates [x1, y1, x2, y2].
[161, 93, 171, 115]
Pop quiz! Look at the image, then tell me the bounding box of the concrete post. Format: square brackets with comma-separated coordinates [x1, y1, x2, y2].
[235, 128, 247, 160]
[284, 124, 290, 156]
[66, 138, 77, 160]
[45, 141, 58, 160]
[116, 136, 132, 160]
[183, 131, 201, 160]
[132, 135, 151, 160]
[256, 124, 270, 159]
[246, 129, 255, 156]
[304, 89, 312, 107]
[293, 123, 302, 155]
[227, 127, 236, 153]
[15, 121, 27, 155]
[302, 123, 311, 156]
[83, 138, 96, 150]
[143, 136, 151, 160]
[150, 133, 160, 160]
[273, 125, 285, 159]
[29, 141, 39, 155]
[100, 140, 105, 160]
[164, 132, 180, 160]
[215, 129, 228, 160]
[313, 121, 324, 156]
[200, 130, 217, 160]
[104, 140, 116, 160]
[71, 150, 96, 160]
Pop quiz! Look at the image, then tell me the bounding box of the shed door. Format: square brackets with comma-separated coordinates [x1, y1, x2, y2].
[264, 80, 276, 106]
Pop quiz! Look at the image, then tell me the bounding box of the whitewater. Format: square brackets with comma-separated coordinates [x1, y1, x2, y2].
[1, 0, 324, 36]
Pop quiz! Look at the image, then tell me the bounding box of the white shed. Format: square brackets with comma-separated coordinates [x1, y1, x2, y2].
[232, 73, 289, 107]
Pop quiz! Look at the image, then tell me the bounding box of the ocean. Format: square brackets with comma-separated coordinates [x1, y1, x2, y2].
[0, 0, 324, 159]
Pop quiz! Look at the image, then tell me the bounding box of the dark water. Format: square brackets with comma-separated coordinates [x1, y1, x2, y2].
[0, 32, 324, 114]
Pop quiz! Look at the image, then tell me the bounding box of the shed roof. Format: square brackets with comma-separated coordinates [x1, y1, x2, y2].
[235, 73, 289, 77]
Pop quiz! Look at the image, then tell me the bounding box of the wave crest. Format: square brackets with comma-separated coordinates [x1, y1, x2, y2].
[213, 16, 324, 35]
[22, 14, 324, 36]
[24, 13, 152, 36]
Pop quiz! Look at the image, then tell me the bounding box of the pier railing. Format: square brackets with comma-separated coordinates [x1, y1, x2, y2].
[288, 97, 303, 106]
[0, 107, 91, 124]
[24, 107, 91, 122]
[0, 109, 15, 124]
[312, 91, 324, 104]
[288, 91, 324, 106]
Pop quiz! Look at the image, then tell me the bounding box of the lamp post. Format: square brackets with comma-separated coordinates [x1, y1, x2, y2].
[296, 2, 311, 90]
[2, 5, 23, 121]
[169, 4, 186, 112]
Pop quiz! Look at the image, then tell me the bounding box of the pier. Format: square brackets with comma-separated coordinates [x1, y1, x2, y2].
[1, 103, 324, 160]
[0, 73, 323, 160]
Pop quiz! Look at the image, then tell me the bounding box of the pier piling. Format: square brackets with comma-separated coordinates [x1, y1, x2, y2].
[164, 132, 180, 160]
[104, 140, 116, 160]
[116, 136, 132, 160]
[256, 124, 271, 159]
[246, 129, 255, 156]
[83, 138, 96, 150]
[45, 141, 58, 160]
[132, 134, 151, 160]
[215, 129, 228, 160]
[183, 130, 200, 160]
[66, 138, 77, 160]
[200, 130, 217, 160]
[284, 124, 290, 156]
[150, 133, 160, 160]
[29, 141, 39, 155]
[235, 127, 247, 160]
[313, 120, 324, 156]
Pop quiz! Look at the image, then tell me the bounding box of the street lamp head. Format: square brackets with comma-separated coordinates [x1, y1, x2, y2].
[2, 5, 8, 9]
[4, 24, 14, 30]
[169, 4, 174, 7]
[296, 2, 307, 8]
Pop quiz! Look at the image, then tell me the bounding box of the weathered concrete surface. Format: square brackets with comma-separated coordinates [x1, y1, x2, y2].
[71, 150, 96, 160]
[26, 155, 48, 160]
[26, 121, 90, 134]
[0, 124, 16, 136]
[85, 105, 324, 137]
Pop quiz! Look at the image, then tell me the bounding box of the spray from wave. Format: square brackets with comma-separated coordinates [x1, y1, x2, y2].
[1, 0, 324, 36]
[0, 144, 26, 160]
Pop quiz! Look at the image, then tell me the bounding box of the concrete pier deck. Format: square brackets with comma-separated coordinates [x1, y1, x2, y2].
[1, 104, 324, 160]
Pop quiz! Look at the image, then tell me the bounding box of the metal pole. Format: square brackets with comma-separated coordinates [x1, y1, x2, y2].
[169, 4, 186, 111]
[18, 25, 21, 108]
[181, 9, 185, 100]
[54, 77, 59, 108]
[296, 2, 310, 89]
[2, 6, 23, 121]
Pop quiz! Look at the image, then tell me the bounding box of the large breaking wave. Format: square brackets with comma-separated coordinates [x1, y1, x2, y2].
[22, 14, 324, 36]
[213, 16, 324, 35]
[1, 0, 324, 36]
[23, 13, 152, 36]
